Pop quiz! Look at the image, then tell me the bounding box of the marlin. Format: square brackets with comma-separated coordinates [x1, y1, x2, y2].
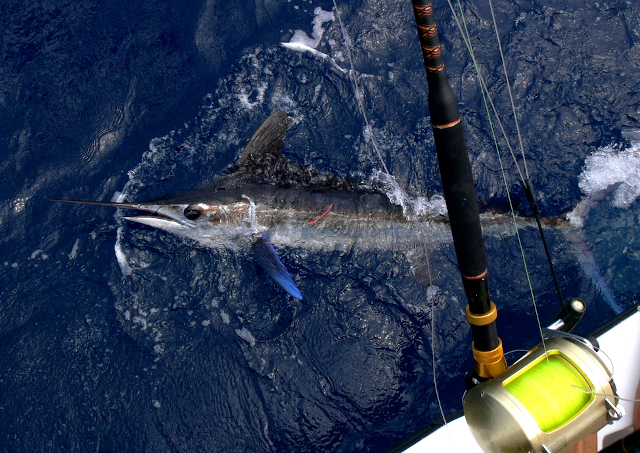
[53, 111, 555, 300]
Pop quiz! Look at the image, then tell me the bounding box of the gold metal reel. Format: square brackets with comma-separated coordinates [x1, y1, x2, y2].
[464, 337, 623, 453]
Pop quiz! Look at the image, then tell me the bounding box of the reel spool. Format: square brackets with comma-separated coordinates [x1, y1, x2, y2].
[464, 337, 623, 453]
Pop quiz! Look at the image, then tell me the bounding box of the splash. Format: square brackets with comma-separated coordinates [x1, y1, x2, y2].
[371, 170, 448, 220]
[568, 140, 640, 227]
[579, 142, 640, 208]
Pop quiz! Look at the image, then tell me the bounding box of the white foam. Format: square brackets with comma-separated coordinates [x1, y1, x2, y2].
[287, 7, 334, 50]
[220, 310, 230, 324]
[235, 327, 256, 346]
[112, 191, 126, 203]
[132, 315, 148, 330]
[13, 197, 27, 214]
[414, 195, 448, 218]
[578, 140, 640, 208]
[68, 239, 80, 260]
[236, 81, 268, 110]
[281, 8, 337, 62]
[281, 41, 328, 58]
[115, 226, 133, 276]
[371, 170, 448, 219]
[567, 138, 640, 226]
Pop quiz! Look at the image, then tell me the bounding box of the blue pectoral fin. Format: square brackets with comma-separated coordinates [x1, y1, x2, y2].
[251, 236, 303, 300]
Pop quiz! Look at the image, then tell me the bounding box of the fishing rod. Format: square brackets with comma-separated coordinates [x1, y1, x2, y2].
[410, 0, 506, 383]
[409, 1, 622, 451]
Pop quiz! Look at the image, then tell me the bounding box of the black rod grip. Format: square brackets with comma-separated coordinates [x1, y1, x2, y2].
[433, 125, 488, 282]
[411, 0, 488, 289]
[412, 0, 502, 358]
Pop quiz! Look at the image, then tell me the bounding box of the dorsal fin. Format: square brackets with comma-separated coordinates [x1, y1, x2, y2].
[236, 110, 293, 171]
[227, 110, 352, 190]
[208, 111, 360, 192]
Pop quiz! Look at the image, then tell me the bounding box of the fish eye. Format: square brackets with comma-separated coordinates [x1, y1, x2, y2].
[183, 205, 202, 220]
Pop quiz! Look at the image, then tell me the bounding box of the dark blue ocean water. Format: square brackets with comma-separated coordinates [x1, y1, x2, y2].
[1, 0, 639, 451]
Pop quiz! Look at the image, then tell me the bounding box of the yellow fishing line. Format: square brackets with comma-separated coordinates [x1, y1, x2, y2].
[504, 354, 593, 432]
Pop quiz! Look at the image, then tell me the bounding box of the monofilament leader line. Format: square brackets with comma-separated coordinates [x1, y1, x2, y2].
[419, 224, 461, 452]
[332, 0, 390, 175]
[484, 0, 566, 308]
[570, 386, 640, 403]
[333, 1, 454, 439]
[485, 0, 566, 308]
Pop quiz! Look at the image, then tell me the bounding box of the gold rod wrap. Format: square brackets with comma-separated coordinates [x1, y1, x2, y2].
[421, 43, 442, 60]
[412, 3, 433, 19]
[433, 118, 461, 129]
[425, 63, 445, 73]
[466, 301, 497, 326]
[417, 23, 438, 40]
[472, 339, 507, 379]
[463, 268, 488, 281]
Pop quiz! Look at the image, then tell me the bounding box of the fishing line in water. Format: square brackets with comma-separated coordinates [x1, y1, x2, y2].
[332, 2, 457, 439]
[485, 0, 529, 180]
[419, 224, 460, 452]
[485, 0, 566, 308]
[451, 0, 566, 308]
[332, 0, 390, 175]
[446, 0, 548, 354]
[333, 1, 456, 435]
[443, 0, 526, 185]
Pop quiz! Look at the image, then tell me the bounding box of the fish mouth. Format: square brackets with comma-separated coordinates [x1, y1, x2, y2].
[122, 213, 186, 231]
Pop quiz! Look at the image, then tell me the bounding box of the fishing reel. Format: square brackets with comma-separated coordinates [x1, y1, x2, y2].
[464, 330, 623, 453]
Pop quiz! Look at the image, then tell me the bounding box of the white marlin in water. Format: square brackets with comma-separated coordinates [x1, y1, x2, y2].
[54, 111, 564, 300]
